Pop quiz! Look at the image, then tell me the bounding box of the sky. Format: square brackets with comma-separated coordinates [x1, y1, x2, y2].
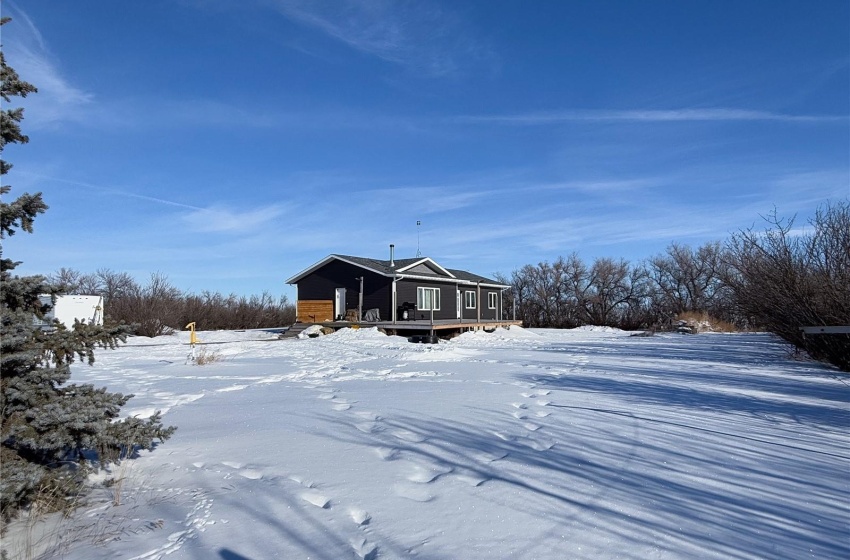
[2, 0, 848, 300]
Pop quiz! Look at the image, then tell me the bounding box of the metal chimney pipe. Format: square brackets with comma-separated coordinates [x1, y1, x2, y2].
[390, 244, 395, 267]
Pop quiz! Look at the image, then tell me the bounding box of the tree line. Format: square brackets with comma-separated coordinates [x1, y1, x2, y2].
[49, 269, 296, 337]
[499, 241, 733, 330]
[498, 201, 849, 371]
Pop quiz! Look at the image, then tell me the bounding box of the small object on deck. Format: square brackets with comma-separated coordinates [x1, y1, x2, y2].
[397, 302, 416, 321]
[364, 308, 381, 322]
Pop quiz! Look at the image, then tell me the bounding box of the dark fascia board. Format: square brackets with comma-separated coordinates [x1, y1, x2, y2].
[395, 257, 456, 279]
[286, 254, 510, 289]
[397, 273, 510, 289]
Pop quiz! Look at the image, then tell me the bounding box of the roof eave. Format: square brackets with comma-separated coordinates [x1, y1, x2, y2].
[286, 254, 391, 284]
[394, 272, 509, 288]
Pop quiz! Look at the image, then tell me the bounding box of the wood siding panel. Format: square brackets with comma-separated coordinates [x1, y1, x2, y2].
[297, 300, 333, 323]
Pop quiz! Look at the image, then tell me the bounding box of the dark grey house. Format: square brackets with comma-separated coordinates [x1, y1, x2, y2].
[286, 252, 511, 324]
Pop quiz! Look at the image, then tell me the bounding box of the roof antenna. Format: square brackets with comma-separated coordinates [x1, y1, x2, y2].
[416, 220, 422, 257]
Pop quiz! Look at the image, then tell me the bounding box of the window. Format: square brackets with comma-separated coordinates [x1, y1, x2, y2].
[417, 287, 441, 311]
[464, 291, 477, 309]
[488, 292, 498, 309]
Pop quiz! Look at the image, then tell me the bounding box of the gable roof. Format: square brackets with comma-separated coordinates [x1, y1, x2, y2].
[286, 254, 509, 288]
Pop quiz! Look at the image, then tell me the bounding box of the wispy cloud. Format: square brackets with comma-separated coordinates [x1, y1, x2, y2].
[182, 205, 288, 233]
[450, 108, 847, 126]
[536, 178, 661, 194]
[362, 185, 491, 214]
[270, 0, 489, 76]
[772, 169, 850, 202]
[17, 172, 202, 210]
[3, 3, 94, 127]
[18, 171, 288, 236]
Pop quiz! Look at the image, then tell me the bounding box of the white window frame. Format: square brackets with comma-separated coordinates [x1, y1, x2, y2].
[464, 290, 477, 309]
[488, 292, 497, 309]
[417, 287, 441, 311]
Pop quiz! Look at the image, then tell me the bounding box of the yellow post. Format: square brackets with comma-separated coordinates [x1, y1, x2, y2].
[185, 322, 198, 361]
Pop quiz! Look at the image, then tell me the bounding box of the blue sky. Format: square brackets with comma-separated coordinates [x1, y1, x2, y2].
[3, 0, 848, 300]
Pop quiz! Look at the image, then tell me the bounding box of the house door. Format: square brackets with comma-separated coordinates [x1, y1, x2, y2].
[335, 288, 346, 320]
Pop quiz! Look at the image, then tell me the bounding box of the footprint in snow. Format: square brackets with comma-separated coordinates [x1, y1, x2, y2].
[332, 402, 352, 411]
[406, 463, 453, 484]
[517, 437, 555, 451]
[349, 507, 371, 526]
[353, 410, 380, 420]
[301, 491, 330, 509]
[238, 469, 263, 480]
[472, 450, 508, 463]
[391, 429, 426, 443]
[374, 447, 399, 461]
[355, 422, 380, 434]
[454, 470, 489, 487]
[288, 475, 315, 488]
[350, 537, 378, 560]
[392, 483, 434, 502]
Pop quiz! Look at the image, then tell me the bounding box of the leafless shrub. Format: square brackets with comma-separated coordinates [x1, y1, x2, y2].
[107, 272, 182, 337]
[725, 202, 850, 370]
[48, 270, 296, 336]
[193, 347, 223, 365]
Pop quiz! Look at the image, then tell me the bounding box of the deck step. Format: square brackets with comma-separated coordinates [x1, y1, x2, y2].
[279, 323, 313, 339]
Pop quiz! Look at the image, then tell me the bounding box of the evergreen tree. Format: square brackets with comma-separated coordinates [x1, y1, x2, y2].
[0, 17, 175, 521]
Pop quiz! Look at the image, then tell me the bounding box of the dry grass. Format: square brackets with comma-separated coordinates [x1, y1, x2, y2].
[1, 478, 85, 560]
[1, 456, 181, 559]
[193, 347, 223, 365]
[676, 311, 738, 333]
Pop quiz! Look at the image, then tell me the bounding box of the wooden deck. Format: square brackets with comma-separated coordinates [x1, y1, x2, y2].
[305, 318, 523, 337]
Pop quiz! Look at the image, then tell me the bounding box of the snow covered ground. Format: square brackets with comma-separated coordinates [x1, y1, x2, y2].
[7, 327, 849, 559]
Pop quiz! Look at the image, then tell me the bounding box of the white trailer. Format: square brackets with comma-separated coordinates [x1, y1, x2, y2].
[37, 295, 104, 329]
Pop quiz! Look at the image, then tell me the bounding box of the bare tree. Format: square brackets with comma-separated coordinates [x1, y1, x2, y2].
[725, 202, 850, 370]
[647, 241, 726, 315]
[582, 257, 635, 326]
[95, 268, 135, 306]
